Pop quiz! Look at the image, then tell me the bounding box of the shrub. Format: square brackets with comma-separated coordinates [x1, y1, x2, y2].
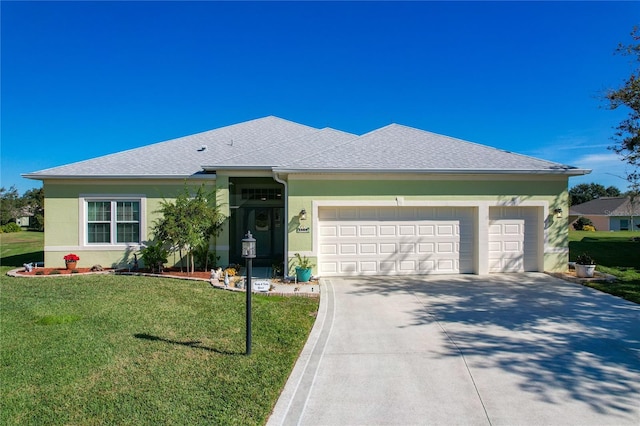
[1, 222, 22, 233]
[573, 216, 594, 231]
[583, 225, 596, 232]
[49, 270, 61, 275]
[139, 242, 168, 273]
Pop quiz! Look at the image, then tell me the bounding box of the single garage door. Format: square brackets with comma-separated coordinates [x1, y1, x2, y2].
[488, 207, 540, 272]
[318, 206, 474, 276]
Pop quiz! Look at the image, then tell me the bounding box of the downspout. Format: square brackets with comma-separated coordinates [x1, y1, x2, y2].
[273, 171, 288, 277]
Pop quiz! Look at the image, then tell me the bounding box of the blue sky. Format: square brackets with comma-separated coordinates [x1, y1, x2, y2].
[2, 1, 639, 194]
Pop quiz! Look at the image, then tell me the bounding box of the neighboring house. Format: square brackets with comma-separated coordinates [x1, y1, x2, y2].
[569, 197, 640, 231]
[24, 116, 590, 275]
[15, 207, 33, 229]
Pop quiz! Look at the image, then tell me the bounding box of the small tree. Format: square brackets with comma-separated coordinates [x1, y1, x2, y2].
[151, 184, 226, 274]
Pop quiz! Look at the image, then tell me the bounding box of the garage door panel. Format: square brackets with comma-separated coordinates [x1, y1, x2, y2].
[339, 226, 357, 237]
[320, 225, 338, 237]
[418, 225, 435, 236]
[318, 206, 473, 276]
[340, 244, 357, 255]
[399, 225, 415, 236]
[379, 243, 396, 254]
[399, 243, 415, 253]
[320, 244, 338, 255]
[418, 242, 435, 253]
[360, 243, 377, 254]
[488, 207, 539, 273]
[360, 225, 377, 237]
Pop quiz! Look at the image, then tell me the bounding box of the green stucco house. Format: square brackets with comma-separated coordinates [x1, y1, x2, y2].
[24, 116, 589, 275]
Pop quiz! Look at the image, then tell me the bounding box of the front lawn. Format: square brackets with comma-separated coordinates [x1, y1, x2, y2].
[0, 232, 318, 425]
[569, 230, 640, 304]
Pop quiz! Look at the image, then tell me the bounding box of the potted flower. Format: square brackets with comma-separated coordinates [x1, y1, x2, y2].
[64, 253, 80, 270]
[293, 253, 315, 283]
[575, 253, 596, 278]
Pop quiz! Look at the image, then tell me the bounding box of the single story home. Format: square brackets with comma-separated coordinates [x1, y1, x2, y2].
[569, 196, 640, 231]
[24, 116, 590, 275]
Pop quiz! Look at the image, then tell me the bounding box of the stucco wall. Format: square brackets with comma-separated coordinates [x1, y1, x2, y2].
[285, 174, 570, 273]
[43, 178, 220, 268]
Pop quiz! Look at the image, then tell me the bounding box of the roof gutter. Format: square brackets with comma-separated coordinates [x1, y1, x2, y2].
[22, 173, 217, 181]
[272, 167, 592, 176]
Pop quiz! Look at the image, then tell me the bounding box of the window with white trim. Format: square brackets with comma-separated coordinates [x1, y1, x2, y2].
[86, 200, 141, 244]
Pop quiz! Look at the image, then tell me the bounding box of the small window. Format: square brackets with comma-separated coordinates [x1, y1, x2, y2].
[241, 188, 282, 200]
[86, 200, 141, 244]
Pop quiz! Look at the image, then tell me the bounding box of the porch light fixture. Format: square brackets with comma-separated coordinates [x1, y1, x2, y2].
[241, 231, 256, 355]
[241, 231, 256, 258]
[553, 208, 563, 219]
[299, 209, 307, 220]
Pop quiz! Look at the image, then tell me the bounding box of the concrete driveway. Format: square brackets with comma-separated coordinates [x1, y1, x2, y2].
[268, 273, 640, 426]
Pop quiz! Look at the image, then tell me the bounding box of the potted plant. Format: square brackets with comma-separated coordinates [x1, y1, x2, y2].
[293, 253, 315, 283]
[575, 253, 596, 278]
[64, 253, 80, 270]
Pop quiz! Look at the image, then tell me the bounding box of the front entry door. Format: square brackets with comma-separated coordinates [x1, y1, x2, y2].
[234, 206, 284, 266]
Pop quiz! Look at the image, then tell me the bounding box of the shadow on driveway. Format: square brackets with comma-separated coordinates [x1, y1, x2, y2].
[345, 273, 640, 420]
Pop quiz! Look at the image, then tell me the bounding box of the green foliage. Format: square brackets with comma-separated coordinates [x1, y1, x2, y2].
[0, 274, 318, 424]
[139, 242, 168, 273]
[151, 184, 226, 273]
[293, 253, 315, 269]
[607, 27, 640, 177]
[569, 183, 621, 206]
[0, 186, 44, 230]
[570, 230, 640, 268]
[1, 222, 22, 233]
[572, 216, 594, 231]
[23, 187, 44, 231]
[576, 253, 595, 265]
[0, 186, 22, 226]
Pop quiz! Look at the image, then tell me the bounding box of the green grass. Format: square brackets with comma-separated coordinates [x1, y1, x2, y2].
[1, 232, 318, 425]
[0, 231, 44, 273]
[569, 230, 640, 304]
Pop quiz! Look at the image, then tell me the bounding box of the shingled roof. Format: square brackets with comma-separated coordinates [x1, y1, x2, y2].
[570, 197, 640, 216]
[24, 116, 589, 180]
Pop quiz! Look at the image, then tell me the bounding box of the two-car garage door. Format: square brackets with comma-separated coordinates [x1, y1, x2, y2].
[317, 205, 541, 276]
[318, 206, 474, 276]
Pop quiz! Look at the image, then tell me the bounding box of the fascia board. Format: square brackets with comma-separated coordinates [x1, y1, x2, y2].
[272, 167, 592, 176]
[22, 173, 217, 180]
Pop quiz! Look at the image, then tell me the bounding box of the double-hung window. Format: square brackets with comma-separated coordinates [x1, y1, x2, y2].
[86, 200, 141, 244]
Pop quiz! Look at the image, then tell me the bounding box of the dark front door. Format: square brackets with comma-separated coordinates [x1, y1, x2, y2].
[232, 206, 284, 266]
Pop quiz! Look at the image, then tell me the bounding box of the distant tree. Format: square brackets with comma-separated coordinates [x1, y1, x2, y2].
[0, 186, 24, 225]
[569, 183, 621, 206]
[23, 187, 44, 231]
[606, 26, 640, 183]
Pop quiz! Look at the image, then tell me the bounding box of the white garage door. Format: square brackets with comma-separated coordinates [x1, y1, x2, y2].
[318, 206, 474, 276]
[488, 207, 540, 273]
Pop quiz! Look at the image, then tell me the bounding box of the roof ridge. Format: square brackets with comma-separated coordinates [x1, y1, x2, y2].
[213, 127, 353, 165]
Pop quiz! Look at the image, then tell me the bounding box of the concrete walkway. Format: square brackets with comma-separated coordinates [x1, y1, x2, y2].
[268, 273, 640, 425]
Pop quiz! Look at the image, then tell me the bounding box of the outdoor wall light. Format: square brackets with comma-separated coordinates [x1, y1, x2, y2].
[553, 208, 563, 219]
[299, 209, 307, 220]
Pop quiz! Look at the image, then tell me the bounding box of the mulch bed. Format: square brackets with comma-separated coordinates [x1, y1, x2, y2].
[15, 267, 213, 279]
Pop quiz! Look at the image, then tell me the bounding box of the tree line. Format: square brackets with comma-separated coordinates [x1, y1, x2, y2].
[0, 186, 44, 231]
